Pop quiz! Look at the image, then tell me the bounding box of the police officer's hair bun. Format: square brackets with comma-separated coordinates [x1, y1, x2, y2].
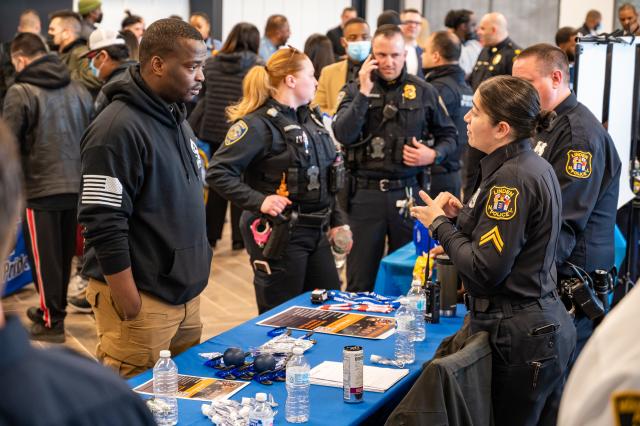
[535, 110, 556, 132]
[477, 76, 546, 141]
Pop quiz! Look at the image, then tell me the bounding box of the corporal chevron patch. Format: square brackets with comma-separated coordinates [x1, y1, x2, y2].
[479, 225, 504, 253]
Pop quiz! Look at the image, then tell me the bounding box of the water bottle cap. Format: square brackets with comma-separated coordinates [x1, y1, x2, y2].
[292, 346, 304, 355]
[159, 350, 171, 358]
[255, 392, 267, 402]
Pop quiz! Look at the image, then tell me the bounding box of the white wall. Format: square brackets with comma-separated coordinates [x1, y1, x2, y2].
[222, 0, 350, 50]
[366, 0, 383, 33]
[559, 0, 615, 33]
[74, 0, 190, 33]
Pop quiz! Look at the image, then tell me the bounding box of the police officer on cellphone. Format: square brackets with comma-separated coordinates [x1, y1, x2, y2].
[208, 47, 349, 314]
[332, 24, 457, 293]
[413, 76, 576, 426]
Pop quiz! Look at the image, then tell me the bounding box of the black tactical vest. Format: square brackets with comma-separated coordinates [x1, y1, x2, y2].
[248, 104, 343, 204]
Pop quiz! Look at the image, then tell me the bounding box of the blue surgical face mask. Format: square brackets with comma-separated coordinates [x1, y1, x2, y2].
[89, 58, 100, 78]
[347, 40, 371, 63]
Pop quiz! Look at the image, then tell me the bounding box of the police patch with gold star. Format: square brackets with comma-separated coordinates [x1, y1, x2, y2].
[403, 84, 416, 100]
[485, 186, 519, 220]
[224, 120, 248, 146]
[566, 150, 592, 178]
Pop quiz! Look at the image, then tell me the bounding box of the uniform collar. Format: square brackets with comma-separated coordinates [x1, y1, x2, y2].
[424, 64, 465, 82]
[0, 316, 33, 367]
[553, 92, 578, 117]
[490, 37, 512, 52]
[267, 97, 298, 119]
[374, 65, 409, 89]
[480, 139, 532, 180]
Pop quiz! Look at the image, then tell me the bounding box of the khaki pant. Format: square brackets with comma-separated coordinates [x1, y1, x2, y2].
[86, 279, 202, 379]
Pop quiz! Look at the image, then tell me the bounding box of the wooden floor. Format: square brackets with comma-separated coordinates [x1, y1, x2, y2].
[1, 227, 257, 359]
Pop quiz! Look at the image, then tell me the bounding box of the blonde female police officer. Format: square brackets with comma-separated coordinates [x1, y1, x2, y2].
[207, 47, 348, 313]
[411, 76, 576, 425]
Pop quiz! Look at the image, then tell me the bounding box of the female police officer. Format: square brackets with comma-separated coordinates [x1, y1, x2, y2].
[411, 76, 576, 425]
[207, 47, 349, 313]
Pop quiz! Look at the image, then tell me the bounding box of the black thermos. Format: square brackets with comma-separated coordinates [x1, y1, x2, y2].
[435, 254, 459, 317]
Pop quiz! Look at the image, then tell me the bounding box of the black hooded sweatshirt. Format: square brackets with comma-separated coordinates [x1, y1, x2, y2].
[78, 65, 212, 305]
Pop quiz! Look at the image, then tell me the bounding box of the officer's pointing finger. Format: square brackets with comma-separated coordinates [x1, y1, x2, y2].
[419, 190, 434, 206]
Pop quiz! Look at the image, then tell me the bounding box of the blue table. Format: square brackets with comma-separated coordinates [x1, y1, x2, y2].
[129, 292, 465, 425]
[375, 225, 629, 298]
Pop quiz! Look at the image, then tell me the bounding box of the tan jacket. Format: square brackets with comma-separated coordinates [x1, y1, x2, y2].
[312, 59, 348, 116]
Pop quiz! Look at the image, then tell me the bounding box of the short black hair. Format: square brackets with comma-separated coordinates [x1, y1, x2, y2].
[431, 31, 461, 61]
[191, 11, 210, 24]
[373, 23, 402, 40]
[50, 9, 82, 24]
[444, 9, 473, 29]
[344, 17, 368, 32]
[139, 18, 203, 65]
[220, 22, 260, 54]
[377, 10, 401, 27]
[10, 32, 47, 58]
[518, 43, 570, 83]
[121, 10, 143, 29]
[555, 27, 578, 45]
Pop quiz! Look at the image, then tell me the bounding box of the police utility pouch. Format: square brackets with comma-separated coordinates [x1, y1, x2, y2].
[560, 277, 605, 320]
[329, 153, 346, 193]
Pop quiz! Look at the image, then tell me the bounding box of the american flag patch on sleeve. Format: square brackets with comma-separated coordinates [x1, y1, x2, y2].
[81, 175, 123, 207]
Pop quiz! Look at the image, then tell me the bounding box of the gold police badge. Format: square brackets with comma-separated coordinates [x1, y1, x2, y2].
[403, 84, 416, 100]
[492, 53, 502, 65]
[565, 150, 592, 178]
[224, 120, 249, 146]
[485, 186, 519, 220]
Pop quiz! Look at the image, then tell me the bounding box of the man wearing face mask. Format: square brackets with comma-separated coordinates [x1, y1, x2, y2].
[78, 0, 103, 41]
[82, 29, 136, 116]
[444, 9, 482, 78]
[48, 10, 102, 98]
[333, 24, 457, 293]
[314, 17, 371, 116]
[3, 33, 93, 342]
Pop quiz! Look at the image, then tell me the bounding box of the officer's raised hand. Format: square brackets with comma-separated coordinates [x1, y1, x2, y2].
[403, 137, 437, 167]
[358, 55, 378, 96]
[410, 190, 446, 227]
[433, 191, 463, 218]
[261, 194, 292, 217]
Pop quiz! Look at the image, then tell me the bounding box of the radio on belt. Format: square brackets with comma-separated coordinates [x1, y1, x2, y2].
[311, 289, 328, 304]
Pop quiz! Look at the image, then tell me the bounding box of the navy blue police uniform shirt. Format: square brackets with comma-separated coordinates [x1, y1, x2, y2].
[533, 93, 621, 276]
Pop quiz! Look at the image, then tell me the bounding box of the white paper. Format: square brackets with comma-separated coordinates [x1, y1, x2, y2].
[309, 361, 409, 393]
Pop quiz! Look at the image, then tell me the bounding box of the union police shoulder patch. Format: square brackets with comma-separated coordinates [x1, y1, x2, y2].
[566, 149, 592, 178]
[611, 391, 640, 426]
[485, 186, 519, 220]
[224, 120, 248, 146]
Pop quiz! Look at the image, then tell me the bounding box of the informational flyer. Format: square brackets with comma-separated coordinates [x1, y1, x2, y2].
[133, 374, 249, 402]
[257, 306, 396, 339]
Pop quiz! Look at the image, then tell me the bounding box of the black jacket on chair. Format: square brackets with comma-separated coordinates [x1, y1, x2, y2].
[386, 318, 494, 426]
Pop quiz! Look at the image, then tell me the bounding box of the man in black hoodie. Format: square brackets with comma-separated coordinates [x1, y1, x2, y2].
[423, 31, 473, 199]
[78, 19, 211, 378]
[3, 33, 93, 342]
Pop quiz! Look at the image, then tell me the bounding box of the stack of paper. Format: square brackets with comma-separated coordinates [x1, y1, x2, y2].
[309, 361, 409, 393]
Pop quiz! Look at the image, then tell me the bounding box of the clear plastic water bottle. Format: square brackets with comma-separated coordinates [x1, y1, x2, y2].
[407, 278, 426, 342]
[286, 346, 310, 423]
[394, 298, 416, 365]
[153, 350, 178, 425]
[331, 225, 352, 269]
[249, 393, 274, 426]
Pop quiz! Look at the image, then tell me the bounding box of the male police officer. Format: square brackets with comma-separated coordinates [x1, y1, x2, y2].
[333, 24, 457, 292]
[513, 44, 621, 359]
[469, 12, 520, 91]
[423, 31, 473, 198]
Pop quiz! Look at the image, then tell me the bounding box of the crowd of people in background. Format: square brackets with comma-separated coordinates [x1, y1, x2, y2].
[0, 1, 639, 424]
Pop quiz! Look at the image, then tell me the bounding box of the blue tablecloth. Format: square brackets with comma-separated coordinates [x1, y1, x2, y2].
[375, 225, 629, 297]
[129, 293, 466, 425]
